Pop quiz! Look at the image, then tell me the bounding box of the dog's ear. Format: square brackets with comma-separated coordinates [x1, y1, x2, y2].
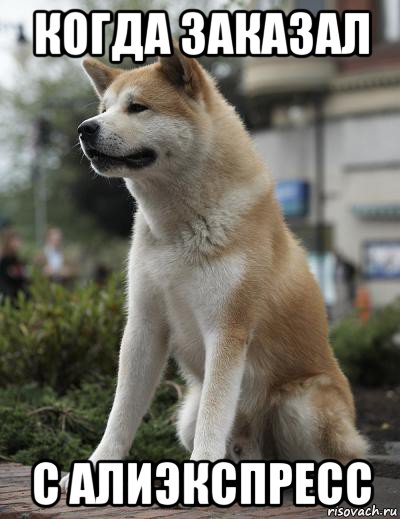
[158, 44, 204, 99]
[82, 58, 121, 97]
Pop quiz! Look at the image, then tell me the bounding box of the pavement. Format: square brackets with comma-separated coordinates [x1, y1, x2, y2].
[370, 441, 400, 480]
[0, 460, 399, 518]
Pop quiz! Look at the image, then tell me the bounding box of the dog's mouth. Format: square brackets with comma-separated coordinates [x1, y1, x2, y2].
[85, 146, 157, 170]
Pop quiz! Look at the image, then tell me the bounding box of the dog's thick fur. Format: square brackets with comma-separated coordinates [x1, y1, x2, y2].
[62, 48, 367, 487]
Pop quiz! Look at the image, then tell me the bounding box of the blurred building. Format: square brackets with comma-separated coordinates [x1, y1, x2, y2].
[244, 0, 400, 308]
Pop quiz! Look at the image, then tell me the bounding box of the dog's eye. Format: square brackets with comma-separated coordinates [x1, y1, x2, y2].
[127, 103, 148, 114]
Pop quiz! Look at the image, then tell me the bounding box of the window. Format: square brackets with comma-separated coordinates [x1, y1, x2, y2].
[381, 0, 400, 43]
[363, 241, 400, 279]
[256, 0, 288, 10]
[256, 0, 327, 13]
[295, 0, 327, 16]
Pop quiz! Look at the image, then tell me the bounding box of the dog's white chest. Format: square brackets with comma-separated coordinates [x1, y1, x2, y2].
[145, 244, 245, 355]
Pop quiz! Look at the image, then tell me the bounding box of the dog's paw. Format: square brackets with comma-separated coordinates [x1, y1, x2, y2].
[59, 473, 70, 493]
[190, 448, 225, 462]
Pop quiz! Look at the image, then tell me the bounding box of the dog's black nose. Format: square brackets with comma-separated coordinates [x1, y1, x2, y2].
[78, 120, 99, 140]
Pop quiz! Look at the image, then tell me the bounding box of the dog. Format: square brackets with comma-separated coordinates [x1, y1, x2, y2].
[61, 46, 367, 490]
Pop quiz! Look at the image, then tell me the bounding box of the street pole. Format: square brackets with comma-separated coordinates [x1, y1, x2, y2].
[32, 117, 50, 246]
[32, 162, 47, 247]
[314, 95, 325, 299]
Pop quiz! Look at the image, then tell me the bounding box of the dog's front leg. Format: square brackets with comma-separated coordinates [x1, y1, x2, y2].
[191, 331, 248, 461]
[89, 312, 168, 463]
[60, 278, 167, 491]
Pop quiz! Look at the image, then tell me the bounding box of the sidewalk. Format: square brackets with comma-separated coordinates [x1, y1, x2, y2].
[0, 462, 323, 518]
[0, 462, 399, 518]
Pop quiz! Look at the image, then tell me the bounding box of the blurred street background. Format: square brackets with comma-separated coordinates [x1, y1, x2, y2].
[0, 0, 399, 477]
[1, 0, 400, 315]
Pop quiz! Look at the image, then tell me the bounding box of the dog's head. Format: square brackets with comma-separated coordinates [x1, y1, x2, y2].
[79, 47, 214, 179]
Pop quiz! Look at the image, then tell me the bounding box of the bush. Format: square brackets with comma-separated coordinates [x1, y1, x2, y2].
[331, 299, 400, 387]
[0, 274, 125, 393]
[0, 275, 186, 466]
[0, 379, 186, 470]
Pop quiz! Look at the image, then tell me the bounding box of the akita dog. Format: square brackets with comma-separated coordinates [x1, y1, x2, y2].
[62, 47, 367, 489]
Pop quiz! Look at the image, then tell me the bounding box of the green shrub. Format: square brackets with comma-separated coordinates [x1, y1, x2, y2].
[0, 277, 186, 465]
[0, 378, 186, 470]
[331, 299, 400, 386]
[0, 274, 125, 393]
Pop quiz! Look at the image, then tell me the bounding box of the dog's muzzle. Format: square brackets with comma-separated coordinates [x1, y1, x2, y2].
[78, 121, 157, 170]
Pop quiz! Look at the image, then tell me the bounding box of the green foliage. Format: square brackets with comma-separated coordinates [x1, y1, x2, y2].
[331, 299, 400, 386]
[0, 275, 186, 467]
[0, 274, 124, 394]
[0, 380, 185, 470]
[0, 29, 135, 241]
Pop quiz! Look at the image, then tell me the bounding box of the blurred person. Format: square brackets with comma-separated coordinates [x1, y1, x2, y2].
[0, 228, 28, 299]
[43, 227, 71, 281]
[333, 251, 358, 320]
[335, 252, 357, 304]
[94, 263, 111, 287]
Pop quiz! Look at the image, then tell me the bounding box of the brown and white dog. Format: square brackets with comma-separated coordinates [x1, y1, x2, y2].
[61, 47, 367, 489]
